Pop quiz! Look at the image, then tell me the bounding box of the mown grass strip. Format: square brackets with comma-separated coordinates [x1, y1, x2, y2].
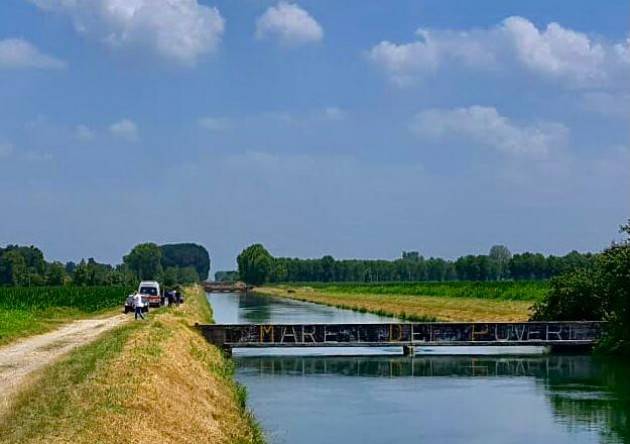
[257, 286, 534, 322]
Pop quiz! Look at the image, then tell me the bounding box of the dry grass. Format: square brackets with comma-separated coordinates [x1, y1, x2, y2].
[0, 285, 263, 444]
[257, 286, 534, 322]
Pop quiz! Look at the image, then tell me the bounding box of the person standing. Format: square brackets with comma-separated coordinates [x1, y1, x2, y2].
[133, 293, 145, 320]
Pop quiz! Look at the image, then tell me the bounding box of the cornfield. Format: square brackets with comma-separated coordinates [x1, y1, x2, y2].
[0, 286, 134, 312]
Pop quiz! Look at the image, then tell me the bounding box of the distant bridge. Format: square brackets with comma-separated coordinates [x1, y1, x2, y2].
[202, 282, 252, 293]
[198, 322, 604, 356]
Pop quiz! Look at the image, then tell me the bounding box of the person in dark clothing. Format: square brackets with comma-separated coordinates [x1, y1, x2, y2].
[175, 290, 182, 306]
[167, 290, 175, 306]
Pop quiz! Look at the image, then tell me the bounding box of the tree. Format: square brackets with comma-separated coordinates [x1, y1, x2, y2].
[237, 244, 273, 285]
[0, 250, 28, 285]
[46, 261, 68, 286]
[489, 245, 512, 280]
[532, 220, 630, 353]
[177, 266, 200, 284]
[215, 271, 239, 282]
[161, 267, 179, 287]
[160, 243, 210, 280]
[123, 243, 163, 280]
[321, 255, 335, 282]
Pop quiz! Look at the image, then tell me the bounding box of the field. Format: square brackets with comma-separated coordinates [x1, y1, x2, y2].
[305, 281, 549, 301]
[0, 286, 264, 444]
[257, 281, 545, 322]
[0, 286, 132, 346]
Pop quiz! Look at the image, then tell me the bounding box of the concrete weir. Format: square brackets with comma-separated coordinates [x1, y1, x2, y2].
[197, 321, 605, 356]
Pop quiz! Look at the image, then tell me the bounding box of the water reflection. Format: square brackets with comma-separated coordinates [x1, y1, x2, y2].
[208, 292, 630, 444]
[237, 354, 630, 444]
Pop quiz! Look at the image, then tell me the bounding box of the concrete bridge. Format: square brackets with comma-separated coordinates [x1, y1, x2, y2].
[197, 321, 604, 356]
[202, 281, 252, 293]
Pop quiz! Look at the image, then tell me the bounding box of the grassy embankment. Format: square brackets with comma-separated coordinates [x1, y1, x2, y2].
[0, 286, 132, 346]
[257, 281, 548, 322]
[0, 285, 264, 444]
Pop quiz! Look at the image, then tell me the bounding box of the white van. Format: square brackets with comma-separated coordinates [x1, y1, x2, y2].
[138, 281, 162, 307]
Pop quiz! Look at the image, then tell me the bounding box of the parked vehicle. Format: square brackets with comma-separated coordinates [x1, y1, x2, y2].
[123, 293, 149, 314]
[137, 281, 163, 307]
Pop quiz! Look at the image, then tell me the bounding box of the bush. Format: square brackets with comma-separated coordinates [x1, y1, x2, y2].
[531, 221, 630, 353]
[531, 270, 604, 321]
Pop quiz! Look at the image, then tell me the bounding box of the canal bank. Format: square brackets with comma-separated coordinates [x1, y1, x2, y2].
[208, 291, 630, 444]
[254, 285, 533, 322]
[0, 286, 263, 444]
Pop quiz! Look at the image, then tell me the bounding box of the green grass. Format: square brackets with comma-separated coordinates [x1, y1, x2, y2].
[298, 281, 549, 301]
[0, 286, 133, 346]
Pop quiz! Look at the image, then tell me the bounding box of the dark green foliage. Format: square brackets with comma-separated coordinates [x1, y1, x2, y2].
[532, 221, 630, 353]
[215, 270, 239, 282]
[160, 243, 210, 280]
[123, 243, 162, 280]
[0, 245, 46, 285]
[0, 242, 206, 288]
[266, 247, 594, 284]
[531, 270, 604, 320]
[237, 244, 273, 285]
[72, 259, 136, 286]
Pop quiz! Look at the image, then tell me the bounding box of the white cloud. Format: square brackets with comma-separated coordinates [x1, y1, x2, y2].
[74, 124, 95, 141]
[410, 106, 568, 159]
[198, 117, 230, 132]
[0, 38, 65, 70]
[0, 142, 14, 158]
[109, 119, 138, 141]
[28, 0, 225, 65]
[368, 17, 629, 88]
[256, 2, 323, 46]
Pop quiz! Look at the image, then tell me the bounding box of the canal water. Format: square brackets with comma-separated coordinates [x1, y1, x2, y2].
[208, 292, 630, 444]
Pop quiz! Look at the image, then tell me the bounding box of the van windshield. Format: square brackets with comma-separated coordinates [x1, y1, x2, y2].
[139, 287, 158, 296]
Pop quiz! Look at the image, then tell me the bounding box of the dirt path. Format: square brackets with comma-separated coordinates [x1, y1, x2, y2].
[0, 315, 129, 413]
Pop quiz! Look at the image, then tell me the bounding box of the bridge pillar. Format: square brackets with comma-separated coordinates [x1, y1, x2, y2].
[402, 345, 415, 357]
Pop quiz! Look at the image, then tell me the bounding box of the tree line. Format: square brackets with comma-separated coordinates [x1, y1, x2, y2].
[0, 242, 210, 287]
[236, 243, 596, 285]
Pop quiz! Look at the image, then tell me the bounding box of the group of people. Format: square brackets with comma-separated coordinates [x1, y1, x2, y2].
[132, 287, 183, 320]
[165, 288, 183, 306]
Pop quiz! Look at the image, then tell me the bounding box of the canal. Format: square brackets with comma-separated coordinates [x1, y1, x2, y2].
[208, 292, 630, 444]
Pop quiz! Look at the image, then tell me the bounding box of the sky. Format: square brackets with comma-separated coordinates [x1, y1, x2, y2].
[0, 0, 628, 273]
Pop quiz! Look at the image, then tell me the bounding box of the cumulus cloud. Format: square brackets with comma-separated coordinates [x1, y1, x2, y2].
[198, 116, 230, 132]
[28, 0, 225, 65]
[0, 38, 65, 70]
[109, 119, 138, 141]
[410, 106, 568, 159]
[256, 2, 323, 46]
[368, 16, 629, 88]
[74, 124, 95, 141]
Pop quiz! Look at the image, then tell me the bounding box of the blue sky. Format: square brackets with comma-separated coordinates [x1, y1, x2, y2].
[0, 0, 628, 272]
